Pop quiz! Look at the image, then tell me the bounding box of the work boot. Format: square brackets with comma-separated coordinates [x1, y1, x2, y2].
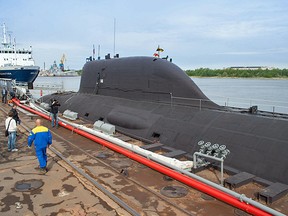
[39, 168, 47, 175]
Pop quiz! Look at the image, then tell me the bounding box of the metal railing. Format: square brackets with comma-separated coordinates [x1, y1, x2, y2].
[170, 93, 288, 114]
[210, 95, 288, 114]
[170, 94, 213, 111]
[34, 82, 63, 90]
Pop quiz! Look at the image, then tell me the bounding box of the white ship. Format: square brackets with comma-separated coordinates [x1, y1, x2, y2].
[0, 23, 39, 87]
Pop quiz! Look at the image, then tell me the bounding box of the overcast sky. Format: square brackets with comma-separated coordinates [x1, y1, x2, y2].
[1, 0, 287, 70]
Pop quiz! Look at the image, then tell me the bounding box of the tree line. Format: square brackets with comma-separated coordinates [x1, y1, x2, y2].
[185, 68, 288, 78]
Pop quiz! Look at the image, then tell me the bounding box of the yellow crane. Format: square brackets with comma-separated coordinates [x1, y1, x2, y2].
[59, 54, 66, 71]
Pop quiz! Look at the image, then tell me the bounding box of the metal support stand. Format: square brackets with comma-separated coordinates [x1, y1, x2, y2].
[193, 152, 224, 186]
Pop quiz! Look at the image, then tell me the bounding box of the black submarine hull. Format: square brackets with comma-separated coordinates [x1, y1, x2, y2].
[42, 57, 288, 184]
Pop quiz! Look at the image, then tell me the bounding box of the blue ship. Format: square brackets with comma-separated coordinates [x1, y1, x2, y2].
[0, 23, 39, 86]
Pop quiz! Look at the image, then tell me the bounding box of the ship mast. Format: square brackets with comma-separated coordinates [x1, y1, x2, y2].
[113, 18, 116, 57]
[13, 37, 17, 65]
[1, 23, 9, 47]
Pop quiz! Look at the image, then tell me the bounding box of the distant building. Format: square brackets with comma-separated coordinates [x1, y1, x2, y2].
[227, 66, 275, 70]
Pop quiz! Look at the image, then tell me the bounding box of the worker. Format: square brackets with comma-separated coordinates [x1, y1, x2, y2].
[9, 87, 16, 99]
[5, 111, 18, 152]
[10, 104, 21, 125]
[2, 87, 8, 103]
[28, 119, 52, 174]
[50, 99, 61, 128]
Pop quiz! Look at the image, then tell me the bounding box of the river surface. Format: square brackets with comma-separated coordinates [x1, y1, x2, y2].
[33, 76, 288, 114]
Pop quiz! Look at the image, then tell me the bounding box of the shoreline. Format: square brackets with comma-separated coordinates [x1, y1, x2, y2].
[189, 76, 288, 80]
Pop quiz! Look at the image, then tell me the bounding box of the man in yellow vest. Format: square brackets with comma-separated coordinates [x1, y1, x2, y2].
[28, 119, 52, 174]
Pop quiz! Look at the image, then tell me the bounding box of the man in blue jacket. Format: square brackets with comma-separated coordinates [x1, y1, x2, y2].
[28, 119, 52, 174]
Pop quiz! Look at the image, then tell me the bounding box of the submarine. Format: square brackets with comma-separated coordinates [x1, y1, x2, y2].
[41, 56, 288, 185]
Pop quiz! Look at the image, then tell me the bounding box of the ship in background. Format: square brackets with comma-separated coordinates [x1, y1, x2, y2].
[0, 23, 40, 88]
[39, 54, 79, 77]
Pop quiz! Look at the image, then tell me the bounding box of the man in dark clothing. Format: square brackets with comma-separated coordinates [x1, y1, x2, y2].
[10, 104, 21, 125]
[2, 87, 8, 103]
[10, 88, 16, 99]
[50, 99, 61, 128]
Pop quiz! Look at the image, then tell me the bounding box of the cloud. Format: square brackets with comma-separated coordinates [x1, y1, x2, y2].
[2, 0, 288, 69]
[209, 18, 288, 39]
[208, 21, 263, 39]
[31, 41, 85, 51]
[217, 48, 288, 55]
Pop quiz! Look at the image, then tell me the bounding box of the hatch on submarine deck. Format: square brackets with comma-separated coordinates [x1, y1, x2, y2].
[41, 56, 288, 185]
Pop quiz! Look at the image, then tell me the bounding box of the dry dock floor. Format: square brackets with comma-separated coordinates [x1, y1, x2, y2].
[0, 108, 128, 215]
[0, 103, 287, 216]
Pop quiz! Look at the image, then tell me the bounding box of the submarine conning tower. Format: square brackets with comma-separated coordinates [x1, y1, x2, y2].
[79, 56, 219, 109]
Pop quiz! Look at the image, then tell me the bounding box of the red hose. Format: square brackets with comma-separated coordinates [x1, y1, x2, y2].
[14, 99, 271, 216]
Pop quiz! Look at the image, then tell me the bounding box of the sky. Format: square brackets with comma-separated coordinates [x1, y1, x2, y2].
[1, 0, 288, 70]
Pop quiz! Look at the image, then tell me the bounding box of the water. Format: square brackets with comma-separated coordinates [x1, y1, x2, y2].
[32, 76, 81, 98]
[32, 76, 288, 114]
[193, 78, 288, 114]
